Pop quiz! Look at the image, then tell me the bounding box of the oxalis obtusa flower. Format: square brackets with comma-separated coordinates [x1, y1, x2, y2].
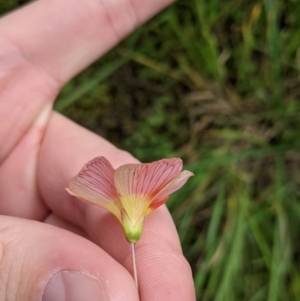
[66, 156, 193, 288]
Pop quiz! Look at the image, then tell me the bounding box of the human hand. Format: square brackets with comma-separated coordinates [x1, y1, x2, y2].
[0, 0, 195, 300]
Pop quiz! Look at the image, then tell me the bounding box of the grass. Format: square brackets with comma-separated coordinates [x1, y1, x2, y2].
[3, 0, 300, 300]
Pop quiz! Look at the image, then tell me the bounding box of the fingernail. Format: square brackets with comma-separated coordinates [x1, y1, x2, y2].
[42, 270, 108, 301]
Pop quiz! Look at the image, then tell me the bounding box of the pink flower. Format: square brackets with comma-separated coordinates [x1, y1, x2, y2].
[66, 157, 193, 243]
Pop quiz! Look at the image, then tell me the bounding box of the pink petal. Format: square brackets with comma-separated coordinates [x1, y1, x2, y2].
[114, 158, 183, 202]
[149, 170, 194, 210]
[147, 196, 169, 212]
[67, 157, 121, 219]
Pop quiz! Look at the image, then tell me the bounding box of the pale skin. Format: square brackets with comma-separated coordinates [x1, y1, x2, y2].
[0, 0, 196, 300]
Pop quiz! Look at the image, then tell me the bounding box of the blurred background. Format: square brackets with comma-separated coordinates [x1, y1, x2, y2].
[2, 0, 300, 300]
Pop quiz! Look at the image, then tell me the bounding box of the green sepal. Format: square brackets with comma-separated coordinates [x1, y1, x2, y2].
[121, 209, 145, 243]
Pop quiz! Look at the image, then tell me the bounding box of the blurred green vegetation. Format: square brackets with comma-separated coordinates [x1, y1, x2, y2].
[4, 0, 300, 300]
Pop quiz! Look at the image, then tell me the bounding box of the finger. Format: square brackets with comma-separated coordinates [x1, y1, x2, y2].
[44, 212, 88, 238]
[85, 205, 196, 301]
[38, 112, 138, 223]
[0, 215, 139, 301]
[0, 0, 174, 84]
[37, 112, 196, 300]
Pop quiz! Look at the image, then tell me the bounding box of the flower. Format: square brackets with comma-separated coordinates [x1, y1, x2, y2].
[66, 157, 193, 243]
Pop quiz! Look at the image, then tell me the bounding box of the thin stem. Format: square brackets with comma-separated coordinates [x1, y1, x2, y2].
[131, 242, 138, 289]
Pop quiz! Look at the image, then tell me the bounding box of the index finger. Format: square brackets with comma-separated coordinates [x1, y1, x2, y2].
[0, 0, 174, 85]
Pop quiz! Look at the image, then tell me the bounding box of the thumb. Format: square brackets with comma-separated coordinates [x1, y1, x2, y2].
[0, 215, 139, 301]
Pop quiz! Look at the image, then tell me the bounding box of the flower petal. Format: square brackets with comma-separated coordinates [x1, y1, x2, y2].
[146, 196, 169, 213]
[67, 156, 121, 220]
[149, 170, 194, 211]
[114, 158, 183, 202]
